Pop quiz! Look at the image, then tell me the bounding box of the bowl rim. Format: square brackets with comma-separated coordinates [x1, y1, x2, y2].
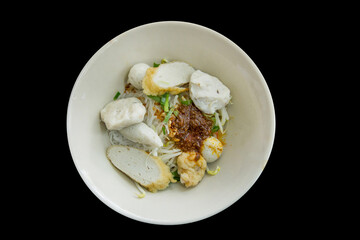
[66, 21, 276, 224]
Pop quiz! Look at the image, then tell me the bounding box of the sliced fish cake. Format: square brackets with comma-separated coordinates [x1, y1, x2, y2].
[106, 145, 176, 192]
[142, 61, 195, 96]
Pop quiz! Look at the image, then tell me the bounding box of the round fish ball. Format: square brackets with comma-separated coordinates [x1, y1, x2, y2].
[200, 137, 223, 163]
[128, 63, 150, 89]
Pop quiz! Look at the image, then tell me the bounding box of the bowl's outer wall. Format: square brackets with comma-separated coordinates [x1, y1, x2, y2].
[67, 22, 275, 224]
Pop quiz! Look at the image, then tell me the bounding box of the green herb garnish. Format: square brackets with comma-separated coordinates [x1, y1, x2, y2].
[147, 95, 161, 102]
[171, 170, 180, 181]
[113, 91, 121, 100]
[211, 116, 216, 124]
[163, 107, 174, 124]
[173, 110, 179, 117]
[162, 125, 166, 135]
[163, 92, 170, 112]
[212, 125, 220, 133]
[160, 93, 167, 106]
[181, 99, 192, 106]
[147, 92, 170, 111]
[154, 59, 168, 67]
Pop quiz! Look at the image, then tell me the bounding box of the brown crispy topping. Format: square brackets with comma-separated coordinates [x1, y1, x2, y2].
[169, 104, 213, 152]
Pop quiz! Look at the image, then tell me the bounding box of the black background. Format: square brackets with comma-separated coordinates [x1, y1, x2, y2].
[9, 4, 342, 237]
[58, 19, 296, 230]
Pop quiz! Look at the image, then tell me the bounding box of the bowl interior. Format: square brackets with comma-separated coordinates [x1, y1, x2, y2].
[67, 22, 275, 224]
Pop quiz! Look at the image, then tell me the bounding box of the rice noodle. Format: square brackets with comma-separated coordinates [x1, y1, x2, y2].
[213, 107, 229, 134]
[108, 86, 229, 172]
[214, 112, 223, 134]
[108, 87, 181, 171]
[219, 107, 229, 126]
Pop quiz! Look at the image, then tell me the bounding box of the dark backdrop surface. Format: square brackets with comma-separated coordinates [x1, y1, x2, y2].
[16, 6, 328, 236]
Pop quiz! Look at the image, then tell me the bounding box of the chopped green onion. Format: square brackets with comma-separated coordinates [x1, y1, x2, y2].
[148, 92, 170, 111]
[171, 170, 180, 181]
[154, 58, 168, 67]
[147, 92, 172, 113]
[147, 95, 161, 102]
[162, 125, 166, 135]
[181, 99, 192, 106]
[160, 93, 167, 106]
[163, 92, 170, 112]
[212, 125, 220, 133]
[163, 107, 174, 124]
[211, 116, 216, 124]
[173, 110, 179, 117]
[113, 91, 121, 100]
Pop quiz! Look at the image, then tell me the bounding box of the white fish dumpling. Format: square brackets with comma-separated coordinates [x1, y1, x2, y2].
[119, 122, 163, 148]
[128, 63, 150, 89]
[100, 97, 146, 130]
[189, 70, 231, 114]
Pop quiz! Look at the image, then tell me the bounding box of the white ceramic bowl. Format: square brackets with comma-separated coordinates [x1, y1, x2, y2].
[67, 21, 275, 224]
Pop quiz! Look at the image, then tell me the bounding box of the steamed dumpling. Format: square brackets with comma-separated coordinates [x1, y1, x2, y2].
[189, 70, 231, 114]
[119, 122, 163, 148]
[100, 97, 146, 130]
[128, 63, 150, 89]
[142, 61, 195, 96]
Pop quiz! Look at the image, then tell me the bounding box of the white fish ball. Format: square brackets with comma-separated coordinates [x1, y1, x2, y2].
[200, 137, 223, 163]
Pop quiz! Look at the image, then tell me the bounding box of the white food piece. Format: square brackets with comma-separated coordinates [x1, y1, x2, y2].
[119, 122, 163, 148]
[142, 61, 195, 96]
[100, 97, 146, 130]
[177, 151, 207, 187]
[189, 70, 231, 114]
[200, 136, 223, 163]
[106, 145, 176, 192]
[127, 63, 150, 89]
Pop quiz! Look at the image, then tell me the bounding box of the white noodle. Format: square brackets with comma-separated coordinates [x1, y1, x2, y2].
[219, 107, 229, 126]
[160, 151, 182, 161]
[214, 112, 223, 134]
[109, 87, 230, 175]
[108, 87, 182, 168]
[135, 182, 146, 198]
